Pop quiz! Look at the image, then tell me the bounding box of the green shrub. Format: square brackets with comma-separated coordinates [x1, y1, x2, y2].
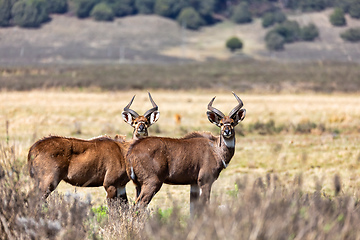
[331, 0, 351, 12]
[91, 2, 114, 21]
[349, 0, 360, 19]
[271, 20, 301, 43]
[48, 0, 68, 14]
[105, 0, 135, 17]
[225, 36, 243, 52]
[92, 205, 108, 224]
[135, 0, 155, 14]
[176, 7, 204, 30]
[330, 7, 346, 26]
[265, 32, 285, 51]
[11, 0, 49, 28]
[299, 0, 326, 12]
[231, 2, 252, 24]
[340, 27, 360, 42]
[285, 0, 299, 10]
[294, 120, 317, 134]
[262, 12, 275, 28]
[190, 0, 215, 24]
[262, 11, 286, 28]
[154, 0, 187, 18]
[76, 0, 100, 18]
[300, 23, 319, 41]
[0, 0, 13, 26]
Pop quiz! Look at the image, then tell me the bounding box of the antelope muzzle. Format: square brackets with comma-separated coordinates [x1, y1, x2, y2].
[222, 123, 234, 138]
[136, 121, 147, 135]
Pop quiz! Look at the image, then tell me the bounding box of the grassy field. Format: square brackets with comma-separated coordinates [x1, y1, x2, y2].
[1, 89, 360, 238]
[1, 90, 360, 209]
[2, 60, 360, 92]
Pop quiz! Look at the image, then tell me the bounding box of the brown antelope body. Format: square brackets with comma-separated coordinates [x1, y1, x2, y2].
[126, 93, 246, 213]
[28, 93, 159, 202]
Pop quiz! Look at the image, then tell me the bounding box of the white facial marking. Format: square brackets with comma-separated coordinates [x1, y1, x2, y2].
[223, 138, 235, 148]
[122, 112, 133, 125]
[222, 160, 228, 169]
[130, 167, 136, 180]
[136, 121, 146, 132]
[150, 112, 160, 124]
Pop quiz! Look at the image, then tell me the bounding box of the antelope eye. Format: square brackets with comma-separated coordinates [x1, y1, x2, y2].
[220, 123, 224, 126]
[134, 121, 138, 125]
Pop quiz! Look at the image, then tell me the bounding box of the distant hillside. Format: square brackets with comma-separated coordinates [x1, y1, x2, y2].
[1, 10, 360, 65]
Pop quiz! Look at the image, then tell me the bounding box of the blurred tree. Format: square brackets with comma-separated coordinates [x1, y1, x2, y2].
[329, 7, 346, 26]
[340, 27, 360, 42]
[104, 0, 135, 17]
[284, 0, 299, 10]
[189, 0, 215, 24]
[349, 0, 360, 19]
[177, 7, 204, 30]
[265, 31, 285, 51]
[271, 20, 300, 43]
[299, 0, 326, 12]
[154, 0, 187, 19]
[48, 0, 68, 14]
[225, 36, 243, 52]
[231, 2, 252, 24]
[11, 0, 49, 28]
[76, 0, 100, 18]
[262, 11, 286, 28]
[300, 23, 319, 41]
[332, 0, 351, 12]
[91, 2, 114, 21]
[0, 0, 13, 26]
[135, 0, 155, 14]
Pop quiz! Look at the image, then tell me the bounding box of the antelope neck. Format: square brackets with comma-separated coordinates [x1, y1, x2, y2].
[219, 134, 235, 168]
[134, 130, 148, 139]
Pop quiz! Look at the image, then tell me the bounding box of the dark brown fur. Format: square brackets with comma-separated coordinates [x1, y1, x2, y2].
[28, 93, 159, 202]
[28, 135, 131, 202]
[126, 94, 246, 213]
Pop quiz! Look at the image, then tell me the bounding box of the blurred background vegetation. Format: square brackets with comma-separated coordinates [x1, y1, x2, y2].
[2, 0, 360, 52]
[2, 1, 360, 239]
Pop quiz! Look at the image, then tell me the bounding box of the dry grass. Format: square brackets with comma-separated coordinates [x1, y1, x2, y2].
[2, 60, 360, 93]
[2, 90, 360, 238]
[1, 90, 360, 210]
[2, 142, 360, 239]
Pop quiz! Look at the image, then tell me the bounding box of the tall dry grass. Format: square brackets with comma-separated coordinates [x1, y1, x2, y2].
[1, 91, 360, 207]
[1, 141, 360, 239]
[1, 90, 360, 239]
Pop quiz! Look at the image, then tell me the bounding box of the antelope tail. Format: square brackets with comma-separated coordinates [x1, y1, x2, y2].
[28, 151, 35, 178]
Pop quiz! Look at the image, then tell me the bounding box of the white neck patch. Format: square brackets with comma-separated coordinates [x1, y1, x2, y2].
[222, 160, 228, 169]
[223, 137, 235, 148]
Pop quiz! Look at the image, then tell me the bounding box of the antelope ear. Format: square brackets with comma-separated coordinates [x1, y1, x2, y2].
[207, 111, 222, 127]
[231, 109, 246, 125]
[122, 111, 134, 126]
[148, 111, 160, 126]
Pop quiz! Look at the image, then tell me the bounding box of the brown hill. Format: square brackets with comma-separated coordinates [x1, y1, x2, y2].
[1, 10, 360, 65]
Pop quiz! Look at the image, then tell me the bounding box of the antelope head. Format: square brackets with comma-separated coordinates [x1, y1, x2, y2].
[122, 92, 160, 139]
[207, 92, 246, 147]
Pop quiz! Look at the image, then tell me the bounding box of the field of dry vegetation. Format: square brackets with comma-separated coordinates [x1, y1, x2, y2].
[1, 88, 360, 239]
[2, 7, 360, 238]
